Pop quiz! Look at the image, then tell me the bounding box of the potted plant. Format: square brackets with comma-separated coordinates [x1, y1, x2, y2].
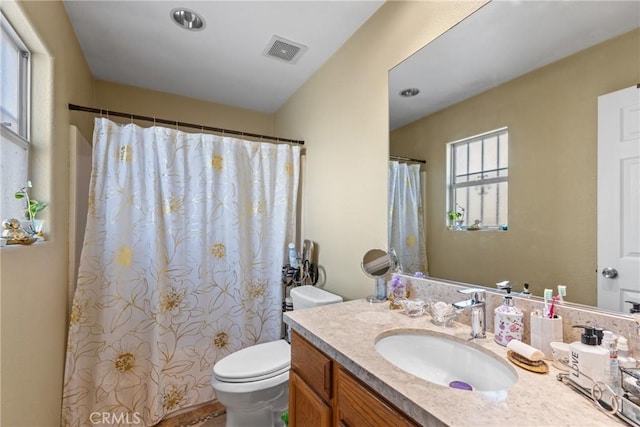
[14, 181, 47, 236]
[447, 204, 465, 229]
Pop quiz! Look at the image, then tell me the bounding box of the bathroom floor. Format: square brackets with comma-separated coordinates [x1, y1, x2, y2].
[154, 401, 226, 427]
[194, 414, 226, 427]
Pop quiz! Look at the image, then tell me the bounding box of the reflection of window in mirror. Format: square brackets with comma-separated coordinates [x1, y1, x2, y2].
[446, 127, 508, 230]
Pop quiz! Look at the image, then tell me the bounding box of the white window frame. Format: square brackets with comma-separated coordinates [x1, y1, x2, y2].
[1, 12, 31, 224]
[1, 12, 30, 141]
[446, 127, 509, 230]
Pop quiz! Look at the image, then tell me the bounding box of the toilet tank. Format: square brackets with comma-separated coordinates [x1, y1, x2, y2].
[290, 285, 343, 310]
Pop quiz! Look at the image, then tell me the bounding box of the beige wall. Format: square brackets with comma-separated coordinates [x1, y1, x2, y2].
[0, 1, 94, 425]
[0, 3, 272, 426]
[93, 80, 274, 137]
[275, 1, 484, 301]
[390, 29, 640, 306]
[0, 0, 487, 424]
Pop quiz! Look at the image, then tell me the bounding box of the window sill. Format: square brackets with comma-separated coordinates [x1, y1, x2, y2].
[0, 237, 46, 248]
[448, 227, 508, 232]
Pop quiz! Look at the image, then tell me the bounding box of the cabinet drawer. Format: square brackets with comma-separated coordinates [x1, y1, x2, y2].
[335, 367, 418, 427]
[291, 331, 333, 402]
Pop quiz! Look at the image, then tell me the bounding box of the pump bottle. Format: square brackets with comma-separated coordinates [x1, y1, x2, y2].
[494, 287, 523, 346]
[569, 326, 608, 389]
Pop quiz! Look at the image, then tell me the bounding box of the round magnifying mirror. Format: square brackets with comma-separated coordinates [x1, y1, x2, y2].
[362, 249, 392, 303]
[362, 249, 392, 277]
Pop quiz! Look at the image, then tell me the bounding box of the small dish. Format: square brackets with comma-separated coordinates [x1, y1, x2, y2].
[550, 341, 570, 371]
[427, 300, 459, 326]
[400, 299, 426, 317]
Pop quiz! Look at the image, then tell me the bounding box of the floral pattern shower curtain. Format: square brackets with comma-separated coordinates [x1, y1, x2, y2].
[388, 160, 427, 274]
[62, 118, 300, 426]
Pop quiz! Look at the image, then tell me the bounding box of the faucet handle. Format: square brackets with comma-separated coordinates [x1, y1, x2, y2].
[457, 288, 485, 303]
[457, 288, 486, 295]
[496, 280, 512, 291]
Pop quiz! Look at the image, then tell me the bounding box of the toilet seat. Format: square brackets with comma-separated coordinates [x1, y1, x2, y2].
[213, 339, 290, 383]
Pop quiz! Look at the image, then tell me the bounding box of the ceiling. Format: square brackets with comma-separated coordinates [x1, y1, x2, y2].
[389, 0, 640, 130]
[62, 1, 384, 114]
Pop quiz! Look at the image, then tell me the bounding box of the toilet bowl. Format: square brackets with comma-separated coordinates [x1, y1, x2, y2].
[211, 285, 342, 427]
[212, 340, 290, 427]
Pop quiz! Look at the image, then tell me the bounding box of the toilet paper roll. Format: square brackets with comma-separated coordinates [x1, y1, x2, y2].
[506, 339, 545, 362]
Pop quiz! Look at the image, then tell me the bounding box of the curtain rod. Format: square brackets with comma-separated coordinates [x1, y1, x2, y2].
[390, 155, 426, 164]
[68, 104, 304, 145]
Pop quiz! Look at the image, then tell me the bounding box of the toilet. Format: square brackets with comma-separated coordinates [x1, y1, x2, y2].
[211, 285, 343, 427]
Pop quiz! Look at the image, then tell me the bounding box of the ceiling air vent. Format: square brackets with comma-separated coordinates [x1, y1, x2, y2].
[263, 35, 307, 64]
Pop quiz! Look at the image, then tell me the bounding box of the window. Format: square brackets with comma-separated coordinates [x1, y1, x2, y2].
[1, 12, 30, 222]
[447, 127, 508, 229]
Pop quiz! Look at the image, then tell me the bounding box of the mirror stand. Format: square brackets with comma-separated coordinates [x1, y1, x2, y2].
[362, 248, 395, 303]
[366, 277, 388, 303]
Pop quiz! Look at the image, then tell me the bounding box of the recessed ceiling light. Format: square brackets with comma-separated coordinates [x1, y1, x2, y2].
[171, 8, 205, 31]
[399, 88, 420, 97]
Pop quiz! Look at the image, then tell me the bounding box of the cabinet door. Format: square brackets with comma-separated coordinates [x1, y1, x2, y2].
[291, 331, 333, 402]
[289, 370, 332, 427]
[335, 367, 418, 427]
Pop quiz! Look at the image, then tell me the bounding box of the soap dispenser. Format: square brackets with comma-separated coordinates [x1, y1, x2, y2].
[569, 325, 608, 389]
[494, 286, 524, 346]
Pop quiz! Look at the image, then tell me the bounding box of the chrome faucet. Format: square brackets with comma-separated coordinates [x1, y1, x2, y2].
[452, 288, 486, 339]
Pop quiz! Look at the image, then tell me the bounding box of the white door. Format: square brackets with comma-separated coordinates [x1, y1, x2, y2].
[597, 85, 640, 313]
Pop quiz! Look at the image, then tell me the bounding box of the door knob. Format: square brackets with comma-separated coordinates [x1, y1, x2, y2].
[601, 267, 618, 279]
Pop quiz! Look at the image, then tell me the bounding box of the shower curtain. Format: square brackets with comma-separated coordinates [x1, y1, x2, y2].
[62, 118, 300, 426]
[388, 160, 427, 274]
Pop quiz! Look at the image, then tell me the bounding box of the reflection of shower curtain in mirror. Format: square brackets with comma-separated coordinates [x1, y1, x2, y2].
[62, 118, 300, 425]
[388, 161, 427, 274]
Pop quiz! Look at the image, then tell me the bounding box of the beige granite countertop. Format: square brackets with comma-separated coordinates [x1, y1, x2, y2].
[284, 299, 624, 427]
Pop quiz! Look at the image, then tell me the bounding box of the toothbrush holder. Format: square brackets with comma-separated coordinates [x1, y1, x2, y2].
[530, 313, 563, 359]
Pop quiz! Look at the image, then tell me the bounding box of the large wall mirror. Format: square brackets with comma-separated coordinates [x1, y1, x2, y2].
[388, 1, 639, 314]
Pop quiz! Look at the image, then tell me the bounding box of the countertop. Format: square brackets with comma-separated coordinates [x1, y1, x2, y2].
[284, 299, 624, 427]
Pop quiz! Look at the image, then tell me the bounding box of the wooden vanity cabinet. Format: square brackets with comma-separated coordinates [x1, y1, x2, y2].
[290, 331, 333, 427]
[289, 331, 419, 427]
[289, 371, 332, 427]
[334, 367, 419, 427]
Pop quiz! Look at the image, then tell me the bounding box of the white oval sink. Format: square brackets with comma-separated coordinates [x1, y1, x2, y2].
[375, 332, 517, 392]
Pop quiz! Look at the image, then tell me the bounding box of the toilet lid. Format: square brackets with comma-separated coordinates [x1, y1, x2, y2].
[213, 340, 290, 383]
